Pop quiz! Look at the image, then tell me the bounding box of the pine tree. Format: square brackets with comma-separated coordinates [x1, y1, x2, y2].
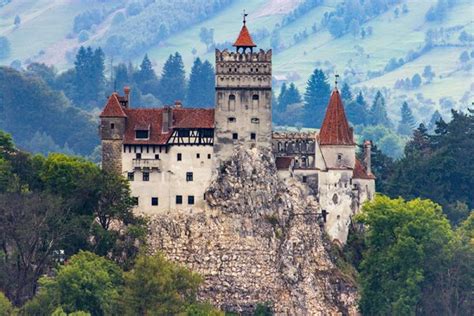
[199, 60, 215, 107]
[285, 83, 302, 106]
[397, 102, 416, 135]
[370, 91, 392, 127]
[136, 54, 157, 84]
[186, 58, 203, 106]
[159, 52, 186, 105]
[277, 83, 288, 112]
[186, 58, 214, 107]
[92, 47, 105, 100]
[428, 110, 442, 133]
[304, 69, 330, 127]
[346, 91, 369, 126]
[114, 63, 130, 91]
[341, 82, 353, 101]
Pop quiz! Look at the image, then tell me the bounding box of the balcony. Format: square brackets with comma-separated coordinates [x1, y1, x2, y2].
[132, 159, 161, 170]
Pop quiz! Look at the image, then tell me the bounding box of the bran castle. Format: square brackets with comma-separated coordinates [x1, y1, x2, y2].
[100, 20, 375, 244]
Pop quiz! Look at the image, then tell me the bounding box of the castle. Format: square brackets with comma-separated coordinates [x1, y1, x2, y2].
[99, 20, 375, 244]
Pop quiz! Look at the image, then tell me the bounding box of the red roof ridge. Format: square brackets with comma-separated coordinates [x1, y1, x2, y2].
[233, 25, 256, 47]
[100, 93, 127, 118]
[353, 159, 376, 180]
[319, 89, 355, 146]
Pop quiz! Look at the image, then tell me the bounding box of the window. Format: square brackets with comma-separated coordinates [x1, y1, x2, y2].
[252, 94, 259, 109]
[186, 172, 193, 182]
[188, 195, 195, 205]
[127, 172, 134, 181]
[302, 176, 307, 183]
[251, 118, 260, 124]
[110, 123, 115, 129]
[196, 153, 200, 159]
[232, 133, 238, 140]
[151, 197, 159, 206]
[228, 94, 236, 111]
[155, 154, 160, 160]
[208, 154, 211, 159]
[135, 130, 149, 139]
[132, 197, 139, 206]
[202, 129, 214, 138]
[337, 153, 343, 161]
[252, 94, 259, 100]
[136, 153, 142, 159]
[176, 195, 183, 205]
[228, 117, 236, 123]
[250, 133, 256, 140]
[143, 172, 149, 181]
[178, 130, 190, 137]
[177, 153, 182, 161]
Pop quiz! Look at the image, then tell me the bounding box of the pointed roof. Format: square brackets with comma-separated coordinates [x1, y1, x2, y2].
[319, 89, 355, 146]
[353, 159, 376, 179]
[233, 24, 256, 48]
[100, 93, 127, 118]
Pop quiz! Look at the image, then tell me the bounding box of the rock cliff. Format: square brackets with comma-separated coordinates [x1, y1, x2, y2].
[148, 147, 358, 315]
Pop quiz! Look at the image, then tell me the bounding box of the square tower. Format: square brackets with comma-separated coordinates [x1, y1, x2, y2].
[213, 20, 272, 161]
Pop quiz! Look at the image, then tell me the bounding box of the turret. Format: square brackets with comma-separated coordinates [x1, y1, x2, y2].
[99, 92, 127, 173]
[363, 140, 372, 176]
[213, 14, 272, 162]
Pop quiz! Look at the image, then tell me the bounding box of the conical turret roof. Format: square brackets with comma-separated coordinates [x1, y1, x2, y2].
[100, 93, 127, 118]
[233, 24, 256, 48]
[319, 89, 355, 145]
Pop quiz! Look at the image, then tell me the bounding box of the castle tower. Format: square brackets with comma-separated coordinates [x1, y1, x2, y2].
[99, 92, 127, 173]
[318, 88, 356, 169]
[213, 16, 272, 161]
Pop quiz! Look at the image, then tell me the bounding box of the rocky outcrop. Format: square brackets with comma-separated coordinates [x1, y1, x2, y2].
[148, 146, 358, 315]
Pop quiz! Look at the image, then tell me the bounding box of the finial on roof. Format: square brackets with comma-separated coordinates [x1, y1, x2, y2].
[243, 9, 248, 25]
[335, 74, 340, 90]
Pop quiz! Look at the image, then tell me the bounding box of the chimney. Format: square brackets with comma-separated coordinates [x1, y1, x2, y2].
[364, 140, 372, 175]
[174, 100, 182, 108]
[162, 106, 173, 133]
[123, 86, 131, 108]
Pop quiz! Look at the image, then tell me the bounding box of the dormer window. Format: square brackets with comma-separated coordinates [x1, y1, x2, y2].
[135, 130, 149, 139]
[337, 153, 343, 161]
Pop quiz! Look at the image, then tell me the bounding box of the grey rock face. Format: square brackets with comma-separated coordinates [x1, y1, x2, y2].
[148, 146, 358, 315]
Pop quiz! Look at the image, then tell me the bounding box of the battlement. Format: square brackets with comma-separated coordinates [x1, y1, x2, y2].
[216, 49, 272, 63]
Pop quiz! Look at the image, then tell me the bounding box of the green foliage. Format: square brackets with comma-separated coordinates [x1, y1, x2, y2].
[397, 101, 416, 135]
[304, 68, 330, 127]
[369, 91, 392, 127]
[346, 92, 370, 126]
[355, 124, 407, 159]
[254, 302, 273, 316]
[0, 292, 14, 316]
[119, 252, 203, 315]
[73, 46, 105, 107]
[159, 52, 186, 105]
[0, 66, 98, 156]
[356, 196, 457, 315]
[186, 57, 215, 107]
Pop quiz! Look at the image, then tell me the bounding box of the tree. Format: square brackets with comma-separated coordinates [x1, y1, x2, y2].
[328, 16, 345, 38]
[73, 46, 105, 107]
[369, 91, 392, 127]
[459, 50, 470, 63]
[341, 83, 352, 101]
[119, 252, 203, 315]
[113, 63, 131, 92]
[0, 36, 11, 59]
[186, 58, 214, 107]
[26, 251, 123, 315]
[0, 292, 14, 316]
[346, 92, 369, 126]
[26, 62, 57, 87]
[135, 54, 157, 85]
[158, 52, 186, 105]
[427, 110, 442, 132]
[397, 102, 416, 135]
[304, 69, 331, 127]
[14, 15, 21, 27]
[357, 196, 454, 315]
[411, 73, 422, 88]
[422, 65, 435, 83]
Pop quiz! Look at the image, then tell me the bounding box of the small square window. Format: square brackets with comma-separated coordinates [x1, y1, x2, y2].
[188, 195, 195, 205]
[207, 153, 211, 159]
[251, 118, 260, 124]
[302, 176, 307, 183]
[143, 172, 149, 181]
[151, 197, 158, 206]
[177, 153, 182, 161]
[196, 153, 200, 159]
[337, 154, 343, 160]
[155, 154, 160, 160]
[250, 133, 256, 140]
[135, 130, 149, 139]
[228, 117, 236, 123]
[186, 172, 193, 182]
[127, 172, 134, 181]
[136, 153, 142, 159]
[232, 133, 238, 140]
[110, 123, 115, 129]
[132, 197, 139, 205]
[176, 195, 183, 204]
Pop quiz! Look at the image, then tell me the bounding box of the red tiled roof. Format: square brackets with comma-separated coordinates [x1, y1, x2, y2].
[233, 25, 256, 47]
[122, 108, 214, 145]
[353, 159, 375, 179]
[100, 93, 127, 118]
[319, 89, 355, 146]
[275, 156, 293, 170]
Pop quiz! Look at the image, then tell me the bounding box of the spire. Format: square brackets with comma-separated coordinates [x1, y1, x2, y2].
[100, 93, 127, 118]
[319, 89, 355, 146]
[233, 10, 256, 52]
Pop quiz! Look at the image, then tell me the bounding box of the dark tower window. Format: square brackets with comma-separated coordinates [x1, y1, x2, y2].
[110, 123, 115, 129]
[136, 153, 142, 159]
[143, 172, 149, 181]
[251, 118, 260, 124]
[135, 130, 149, 139]
[151, 197, 158, 206]
[252, 94, 259, 109]
[127, 172, 134, 181]
[228, 94, 236, 111]
[228, 117, 236, 123]
[188, 195, 195, 205]
[232, 133, 238, 140]
[186, 172, 193, 182]
[176, 195, 183, 205]
[250, 133, 256, 140]
[177, 153, 182, 161]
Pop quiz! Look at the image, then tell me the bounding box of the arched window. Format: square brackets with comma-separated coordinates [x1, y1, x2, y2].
[252, 94, 259, 109]
[228, 94, 236, 111]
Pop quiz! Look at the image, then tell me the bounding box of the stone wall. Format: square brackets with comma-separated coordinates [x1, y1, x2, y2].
[148, 147, 358, 315]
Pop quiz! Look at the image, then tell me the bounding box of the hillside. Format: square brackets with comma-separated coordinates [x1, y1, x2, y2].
[1, 0, 473, 124]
